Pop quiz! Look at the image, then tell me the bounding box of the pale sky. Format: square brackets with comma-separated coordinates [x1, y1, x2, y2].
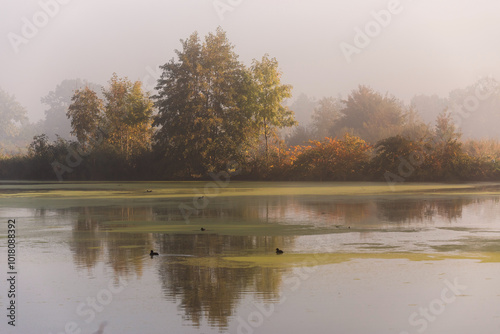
[2, 0, 500, 121]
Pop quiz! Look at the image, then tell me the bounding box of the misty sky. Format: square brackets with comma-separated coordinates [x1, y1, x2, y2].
[2, 0, 500, 122]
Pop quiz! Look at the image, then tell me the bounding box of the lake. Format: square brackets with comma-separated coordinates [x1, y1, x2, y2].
[1, 181, 500, 334]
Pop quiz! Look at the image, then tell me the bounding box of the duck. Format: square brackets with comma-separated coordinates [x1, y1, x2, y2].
[200, 227, 206, 231]
[150, 250, 159, 256]
[276, 248, 284, 255]
[146, 189, 153, 193]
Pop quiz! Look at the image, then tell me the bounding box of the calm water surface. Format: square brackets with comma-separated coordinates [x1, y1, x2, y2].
[1, 183, 500, 334]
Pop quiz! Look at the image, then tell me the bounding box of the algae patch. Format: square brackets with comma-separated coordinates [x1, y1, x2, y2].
[172, 252, 495, 269]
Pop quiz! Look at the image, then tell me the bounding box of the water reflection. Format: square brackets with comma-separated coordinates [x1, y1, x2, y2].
[156, 236, 283, 328]
[48, 195, 500, 329]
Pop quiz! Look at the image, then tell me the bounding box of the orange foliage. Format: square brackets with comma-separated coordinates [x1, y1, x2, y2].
[283, 134, 372, 180]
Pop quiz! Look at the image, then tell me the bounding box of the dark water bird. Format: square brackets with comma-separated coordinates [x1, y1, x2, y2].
[198, 196, 205, 200]
[146, 189, 153, 193]
[150, 250, 159, 256]
[200, 227, 206, 231]
[276, 248, 284, 255]
[92, 321, 108, 334]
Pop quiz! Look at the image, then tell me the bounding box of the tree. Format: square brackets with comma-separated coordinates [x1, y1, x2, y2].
[103, 74, 154, 160]
[334, 85, 406, 143]
[67, 86, 103, 150]
[0, 87, 28, 152]
[434, 109, 461, 144]
[153, 28, 256, 177]
[311, 96, 342, 139]
[372, 135, 426, 181]
[426, 110, 469, 181]
[42, 79, 102, 140]
[28, 134, 51, 158]
[251, 54, 296, 163]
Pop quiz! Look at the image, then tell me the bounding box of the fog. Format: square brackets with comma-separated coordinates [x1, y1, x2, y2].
[2, 0, 500, 126]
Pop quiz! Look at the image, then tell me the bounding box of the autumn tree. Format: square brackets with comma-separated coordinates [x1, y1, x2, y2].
[103, 74, 154, 160]
[251, 54, 296, 163]
[67, 86, 103, 150]
[153, 28, 257, 177]
[290, 134, 371, 181]
[372, 135, 427, 181]
[425, 110, 470, 180]
[334, 85, 406, 143]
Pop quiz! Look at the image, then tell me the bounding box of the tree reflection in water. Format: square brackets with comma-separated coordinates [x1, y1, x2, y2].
[155, 234, 285, 329]
[59, 195, 500, 329]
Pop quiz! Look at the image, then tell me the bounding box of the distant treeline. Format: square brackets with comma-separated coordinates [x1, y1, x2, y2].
[2, 128, 499, 182]
[1, 28, 500, 182]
